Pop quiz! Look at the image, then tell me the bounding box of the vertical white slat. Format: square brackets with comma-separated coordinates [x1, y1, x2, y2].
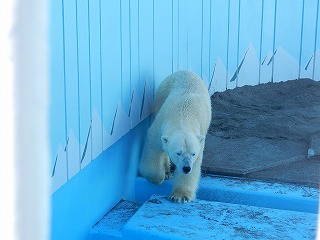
[236, 0, 262, 87]
[154, 0, 173, 90]
[258, 0, 265, 85]
[101, 0, 122, 150]
[313, 1, 320, 81]
[50, 0, 68, 187]
[51, 145, 67, 192]
[300, 0, 318, 79]
[226, 0, 239, 90]
[121, 0, 132, 118]
[89, 0, 103, 159]
[201, 0, 211, 86]
[139, 0, 154, 120]
[273, 0, 302, 83]
[209, 0, 230, 93]
[104, 0, 132, 140]
[177, 0, 188, 70]
[130, 0, 141, 129]
[186, 0, 202, 77]
[260, 0, 276, 84]
[172, 0, 180, 73]
[64, 0, 81, 179]
[77, 0, 92, 169]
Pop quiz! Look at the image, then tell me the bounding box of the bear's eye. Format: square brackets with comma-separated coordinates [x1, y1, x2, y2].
[176, 152, 181, 156]
[191, 153, 196, 156]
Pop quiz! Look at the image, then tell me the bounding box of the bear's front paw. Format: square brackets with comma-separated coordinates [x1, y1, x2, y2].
[168, 192, 193, 203]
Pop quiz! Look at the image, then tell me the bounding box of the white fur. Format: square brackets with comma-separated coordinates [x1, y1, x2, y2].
[139, 70, 211, 203]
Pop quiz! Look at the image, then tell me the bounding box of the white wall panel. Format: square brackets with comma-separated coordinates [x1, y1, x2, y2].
[210, 0, 229, 92]
[50, 0, 320, 191]
[154, 0, 173, 90]
[89, 0, 103, 160]
[259, 0, 276, 84]
[314, 2, 320, 80]
[226, 0, 240, 89]
[77, 0, 92, 169]
[299, 0, 317, 79]
[186, 0, 203, 78]
[121, 0, 132, 116]
[130, 0, 141, 129]
[64, 0, 80, 179]
[101, 0, 121, 147]
[273, 0, 303, 82]
[50, 0, 67, 182]
[139, 0, 154, 114]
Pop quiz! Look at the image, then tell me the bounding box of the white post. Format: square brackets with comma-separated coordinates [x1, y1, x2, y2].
[0, 0, 50, 239]
[0, 1, 15, 239]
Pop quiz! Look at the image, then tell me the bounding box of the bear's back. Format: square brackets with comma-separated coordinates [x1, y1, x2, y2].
[154, 70, 209, 113]
[164, 70, 207, 95]
[153, 71, 211, 134]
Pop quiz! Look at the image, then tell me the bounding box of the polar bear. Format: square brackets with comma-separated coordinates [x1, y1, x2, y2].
[139, 70, 212, 203]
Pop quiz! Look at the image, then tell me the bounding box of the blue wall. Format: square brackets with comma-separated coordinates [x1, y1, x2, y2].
[51, 117, 149, 240]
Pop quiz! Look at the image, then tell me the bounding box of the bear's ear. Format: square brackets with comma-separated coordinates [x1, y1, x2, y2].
[161, 136, 169, 145]
[198, 135, 205, 143]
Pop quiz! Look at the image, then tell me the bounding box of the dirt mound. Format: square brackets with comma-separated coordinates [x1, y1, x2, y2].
[208, 79, 320, 142]
[204, 79, 320, 186]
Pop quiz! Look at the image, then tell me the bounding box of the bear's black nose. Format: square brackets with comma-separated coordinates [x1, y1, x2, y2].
[183, 166, 191, 174]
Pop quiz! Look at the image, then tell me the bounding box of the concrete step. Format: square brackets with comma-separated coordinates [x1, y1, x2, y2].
[123, 194, 318, 240]
[89, 176, 319, 240]
[89, 200, 143, 240]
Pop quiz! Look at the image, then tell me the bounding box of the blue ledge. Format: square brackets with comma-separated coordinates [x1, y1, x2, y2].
[123, 194, 318, 240]
[135, 175, 319, 213]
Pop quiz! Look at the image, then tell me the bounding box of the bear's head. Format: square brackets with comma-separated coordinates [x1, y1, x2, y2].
[161, 131, 204, 174]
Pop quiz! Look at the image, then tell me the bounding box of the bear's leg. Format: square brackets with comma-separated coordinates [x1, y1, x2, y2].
[164, 155, 172, 180]
[139, 147, 168, 185]
[169, 157, 202, 203]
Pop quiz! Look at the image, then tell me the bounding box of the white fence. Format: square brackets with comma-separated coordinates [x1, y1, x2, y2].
[50, 0, 320, 191]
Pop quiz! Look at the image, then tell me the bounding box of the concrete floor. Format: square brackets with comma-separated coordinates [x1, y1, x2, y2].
[203, 79, 320, 188]
[203, 135, 320, 187]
